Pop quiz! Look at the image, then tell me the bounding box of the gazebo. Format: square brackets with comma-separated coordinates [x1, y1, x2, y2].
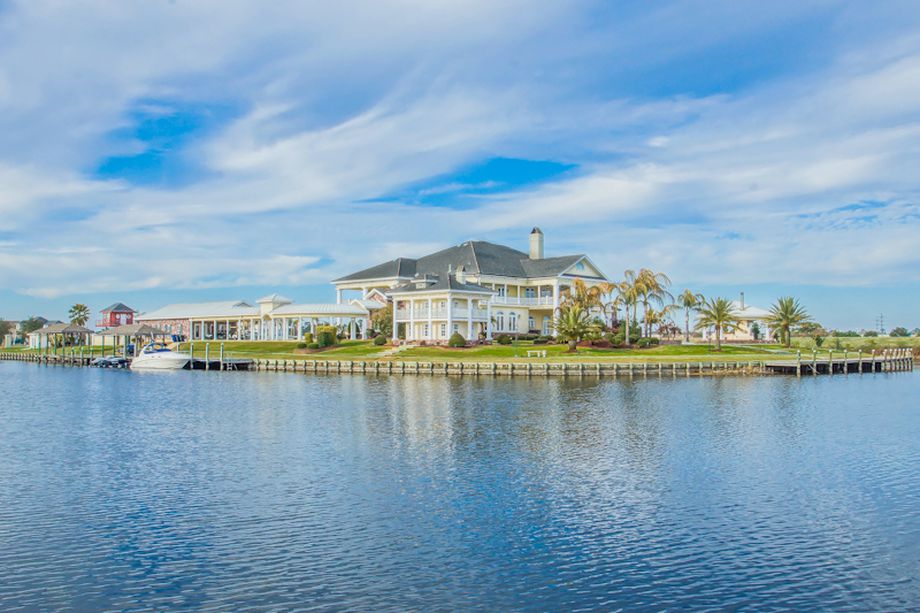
[32, 323, 94, 352]
[98, 323, 170, 357]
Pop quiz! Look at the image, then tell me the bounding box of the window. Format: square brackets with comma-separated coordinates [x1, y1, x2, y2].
[496, 312, 505, 330]
[525, 287, 536, 298]
[576, 261, 586, 271]
[423, 323, 430, 338]
[453, 323, 460, 333]
[497, 286, 506, 297]
[528, 316, 535, 331]
[543, 317, 551, 335]
[509, 313, 517, 331]
[440, 323, 446, 337]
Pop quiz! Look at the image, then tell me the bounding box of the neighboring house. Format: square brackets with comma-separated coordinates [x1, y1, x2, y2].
[2, 321, 20, 347]
[136, 296, 371, 341]
[701, 293, 773, 342]
[332, 228, 610, 341]
[97, 303, 136, 329]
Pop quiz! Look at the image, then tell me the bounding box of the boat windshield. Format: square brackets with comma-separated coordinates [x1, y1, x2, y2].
[142, 343, 172, 354]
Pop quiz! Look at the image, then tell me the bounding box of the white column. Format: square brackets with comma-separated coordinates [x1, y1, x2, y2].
[446, 297, 453, 341]
[427, 298, 433, 340]
[551, 280, 560, 336]
[408, 300, 415, 341]
[336, 288, 343, 304]
[486, 299, 493, 340]
[349, 318, 356, 340]
[391, 304, 398, 342]
[226, 319, 230, 340]
[467, 297, 473, 340]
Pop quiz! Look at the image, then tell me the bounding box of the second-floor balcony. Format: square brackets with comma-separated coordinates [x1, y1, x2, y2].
[491, 295, 553, 307]
[395, 307, 491, 321]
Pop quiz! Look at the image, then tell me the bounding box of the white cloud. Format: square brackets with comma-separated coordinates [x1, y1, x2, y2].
[1, 0, 920, 309]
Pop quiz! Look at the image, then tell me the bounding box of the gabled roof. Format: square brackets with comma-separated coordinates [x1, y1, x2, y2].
[98, 323, 169, 337]
[269, 303, 369, 316]
[333, 257, 417, 282]
[350, 299, 386, 310]
[335, 241, 601, 282]
[387, 272, 495, 295]
[101, 302, 136, 313]
[136, 301, 258, 320]
[256, 293, 293, 304]
[521, 255, 587, 278]
[33, 323, 94, 335]
[730, 301, 771, 319]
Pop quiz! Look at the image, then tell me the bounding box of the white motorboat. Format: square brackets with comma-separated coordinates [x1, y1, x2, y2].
[130, 342, 191, 370]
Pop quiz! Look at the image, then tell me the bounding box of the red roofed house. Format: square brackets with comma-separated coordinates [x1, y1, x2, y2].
[97, 303, 136, 329]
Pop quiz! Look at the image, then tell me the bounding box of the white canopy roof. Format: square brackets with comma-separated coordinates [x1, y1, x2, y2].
[137, 301, 258, 321]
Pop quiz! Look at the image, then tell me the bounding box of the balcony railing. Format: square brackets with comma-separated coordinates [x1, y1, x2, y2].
[395, 308, 491, 321]
[491, 296, 553, 306]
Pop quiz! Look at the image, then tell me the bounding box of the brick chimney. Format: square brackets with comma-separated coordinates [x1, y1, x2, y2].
[529, 227, 544, 260]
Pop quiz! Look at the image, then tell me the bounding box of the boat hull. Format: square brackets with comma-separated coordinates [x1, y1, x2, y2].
[130, 353, 190, 370]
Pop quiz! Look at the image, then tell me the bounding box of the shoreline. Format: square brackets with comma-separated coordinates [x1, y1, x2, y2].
[2, 351, 913, 378]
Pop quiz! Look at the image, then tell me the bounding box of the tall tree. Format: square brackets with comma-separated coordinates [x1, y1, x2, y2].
[695, 297, 741, 351]
[68, 303, 91, 326]
[636, 268, 672, 337]
[766, 297, 811, 348]
[20, 317, 46, 335]
[676, 289, 705, 343]
[617, 270, 643, 345]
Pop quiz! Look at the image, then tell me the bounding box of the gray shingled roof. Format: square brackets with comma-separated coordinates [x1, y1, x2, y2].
[102, 302, 135, 313]
[387, 273, 495, 295]
[335, 241, 596, 282]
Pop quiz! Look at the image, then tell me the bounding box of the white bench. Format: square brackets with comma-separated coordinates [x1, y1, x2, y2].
[526, 350, 547, 358]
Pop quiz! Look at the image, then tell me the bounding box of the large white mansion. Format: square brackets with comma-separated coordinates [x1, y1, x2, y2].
[333, 228, 610, 342]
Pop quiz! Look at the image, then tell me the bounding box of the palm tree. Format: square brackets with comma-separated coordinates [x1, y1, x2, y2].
[553, 304, 598, 352]
[68, 303, 91, 326]
[767, 296, 811, 347]
[617, 270, 643, 345]
[636, 268, 672, 337]
[561, 278, 615, 312]
[694, 297, 740, 351]
[676, 289, 705, 343]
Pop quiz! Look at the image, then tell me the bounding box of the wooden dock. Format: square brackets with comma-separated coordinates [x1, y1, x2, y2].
[764, 349, 915, 376]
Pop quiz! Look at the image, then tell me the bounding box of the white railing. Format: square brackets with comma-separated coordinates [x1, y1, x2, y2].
[491, 296, 553, 306]
[396, 308, 490, 321]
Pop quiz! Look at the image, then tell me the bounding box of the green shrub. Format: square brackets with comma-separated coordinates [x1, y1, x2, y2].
[496, 334, 512, 345]
[296, 342, 307, 349]
[306, 342, 320, 350]
[373, 335, 387, 346]
[637, 338, 653, 348]
[612, 329, 641, 345]
[448, 332, 466, 348]
[303, 332, 314, 344]
[316, 325, 337, 348]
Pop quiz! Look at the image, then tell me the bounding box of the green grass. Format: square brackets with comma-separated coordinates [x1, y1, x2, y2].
[175, 340, 390, 360]
[11, 336, 912, 363]
[790, 336, 920, 351]
[394, 341, 794, 362]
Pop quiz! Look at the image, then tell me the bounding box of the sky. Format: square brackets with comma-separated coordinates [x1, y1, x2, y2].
[1, 0, 919, 330]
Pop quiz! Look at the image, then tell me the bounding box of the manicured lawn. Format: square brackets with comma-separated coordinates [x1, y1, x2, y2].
[394, 342, 794, 363]
[790, 336, 920, 351]
[176, 340, 390, 359]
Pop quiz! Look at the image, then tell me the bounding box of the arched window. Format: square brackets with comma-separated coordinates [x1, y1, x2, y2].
[509, 312, 517, 332]
[496, 311, 505, 331]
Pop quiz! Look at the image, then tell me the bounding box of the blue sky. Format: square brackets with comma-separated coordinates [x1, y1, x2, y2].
[1, 0, 920, 330]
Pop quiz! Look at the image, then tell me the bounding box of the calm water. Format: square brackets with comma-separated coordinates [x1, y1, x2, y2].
[1, 363, 919, 611]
